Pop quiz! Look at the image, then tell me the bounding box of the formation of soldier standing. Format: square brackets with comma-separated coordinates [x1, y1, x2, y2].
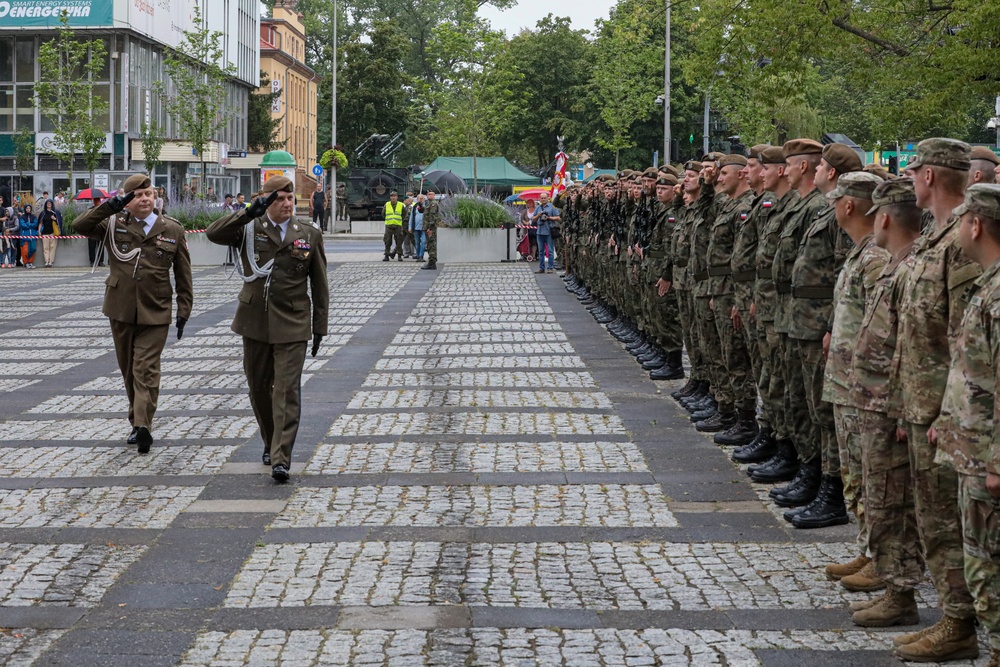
[556, 138, 1000, 664]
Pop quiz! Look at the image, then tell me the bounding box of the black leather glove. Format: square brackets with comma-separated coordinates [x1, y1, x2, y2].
[247, 191, 278, 219]
[107, 190, 136, 214]
[311, 333, 323, 357]
[176, 316, 187, 340]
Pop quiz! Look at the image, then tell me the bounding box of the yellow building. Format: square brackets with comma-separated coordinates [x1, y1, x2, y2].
[260, 3, 319, 192]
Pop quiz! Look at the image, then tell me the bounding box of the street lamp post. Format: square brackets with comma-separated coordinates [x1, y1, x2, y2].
[331, 1, 337, 149]
[663, 1, 670, 163]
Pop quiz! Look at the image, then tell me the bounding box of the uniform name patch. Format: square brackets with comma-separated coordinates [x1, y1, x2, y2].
[115, 227, 129, 234]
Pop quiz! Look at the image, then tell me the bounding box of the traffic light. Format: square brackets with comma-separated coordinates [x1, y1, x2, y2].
[888, 156, 898, 175]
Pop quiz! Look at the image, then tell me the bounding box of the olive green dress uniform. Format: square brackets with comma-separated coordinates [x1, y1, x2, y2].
[73, 176, 193, 434]
[207, 180, 330, 470]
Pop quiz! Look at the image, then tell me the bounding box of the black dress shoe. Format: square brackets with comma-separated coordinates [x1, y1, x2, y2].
[271, 464, 290, 483]
[262, 451, 271, 466]
[136, 426, 153, 454]
[127, 426, 139, 445]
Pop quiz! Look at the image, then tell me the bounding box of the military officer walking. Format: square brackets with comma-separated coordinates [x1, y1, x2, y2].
[207, 177, 329, 483]
[73, 174, 193, 454]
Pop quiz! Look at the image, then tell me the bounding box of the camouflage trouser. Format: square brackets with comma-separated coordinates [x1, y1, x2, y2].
[861, 409, 923, 590]
[834, 405, 866, 555]
[779, 333, 816, 460]
[756, 321, 781, 434]
[713, 292, 756, 413]
[426, 229, 438, 264]
[796, 339, 837, 471]
[652, 287, 682, 353]
[695, 294, 729, 409]
[959, 473, 1000, 649]
[677, 289, 703, 381]
[905, 422, 974, 618]
[733, 285, 761, 383]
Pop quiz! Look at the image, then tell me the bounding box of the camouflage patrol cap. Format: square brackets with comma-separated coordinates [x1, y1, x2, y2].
[907, 137, 971, 171]
[782, 139, 823, 159]
[656, 174, 678, 186]
[864, 163, 892, 181]
[658, 164, 680, 178]
[261, 176, 295, 194]
[971, 146, 1000, 166]
[718, 154, 748, 168]
[759, 147, 786, 165]
[748, 144, 770, 161]
[953, 183, 1000, 220]
[684, 160, 703, 173]
[822, 143, 863, 174]
[866, 178, 917, 215]
[121, 174, 152, 193]
[825, 171, 881, 202]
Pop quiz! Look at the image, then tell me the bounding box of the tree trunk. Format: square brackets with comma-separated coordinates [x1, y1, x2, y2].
[614, 148, 620, 172]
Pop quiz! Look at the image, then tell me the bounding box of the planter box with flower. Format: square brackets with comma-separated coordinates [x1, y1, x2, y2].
[436, 195, 518, 263]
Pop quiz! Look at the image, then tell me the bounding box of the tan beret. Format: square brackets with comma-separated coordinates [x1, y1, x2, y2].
[783, 139, 824, 159]
[121, 174, 151, 193]
[719, 154, 748, 168]
[596, 174, 615, 183]
[684, 160, 703, 173]
[642, 167, 659, 179]
[822, 144, 863, 174]
[658, 164, 680, 178]
[971, 146, 1000, 166]
[759, 147, 786, 165]
[261, 176, 295, 194]
[656, 174, 678, 186]
[864, 163, 892, 181]
[748, 144, 770, 160]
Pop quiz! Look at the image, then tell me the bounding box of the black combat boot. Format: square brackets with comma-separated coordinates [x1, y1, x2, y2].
[640, 353, 666, 370]
[690, 400, 718, 422]
[714, 410, 758, 446]
[731, 429, 777, 463]
[791, 475, 850, 529]
[650, 361, 684, 381]
[686, 394, 716, 415]
[671, 377, 699, 400]
[637, 347, 661, 364]
[626, 336, 650, 353]
[595, 309, 616, 324]
[749, 439, 799, 483]
[696, 409, 737, 433]
[771, 457, 822, 507]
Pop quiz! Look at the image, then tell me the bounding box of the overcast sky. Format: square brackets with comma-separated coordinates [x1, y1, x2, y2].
[479, 1, 611, 36]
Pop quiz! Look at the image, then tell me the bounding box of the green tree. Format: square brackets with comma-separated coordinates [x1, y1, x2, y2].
[504, 15, 592, 168]
[248, 70, 283, 153]
[35, 11, 108, 196]
[589, 0, 663, 170]
[139, 120, 166, 176]
[80, 125, 106, 191]
[13, 126, 34, 192]
[158, 5, 236, 196]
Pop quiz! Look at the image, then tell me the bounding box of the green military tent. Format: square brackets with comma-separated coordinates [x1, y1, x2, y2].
[422, 157, 539, 188]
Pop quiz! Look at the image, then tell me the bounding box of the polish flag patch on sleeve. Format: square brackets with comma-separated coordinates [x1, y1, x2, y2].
[762, 200, 773, 208]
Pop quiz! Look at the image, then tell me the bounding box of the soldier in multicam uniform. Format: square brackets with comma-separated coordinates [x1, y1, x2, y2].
[933, 183, 1000, 667]
[846, 178, 925, 626]
[891, 138, 979, 662]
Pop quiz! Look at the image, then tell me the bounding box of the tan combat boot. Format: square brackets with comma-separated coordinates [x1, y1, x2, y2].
[840, 562, 886, 592]
[894, 616, 979, 662]
[852, 587, 919, 627]
[848, 591, 886, 612]
[826, 555, 869, 581]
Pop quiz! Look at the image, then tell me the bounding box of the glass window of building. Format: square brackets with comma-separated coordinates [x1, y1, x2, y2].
[0, 38, 13, 82]
[15, 85, 33, 131]
[14, 38, 33, 82]
[0, 85, 12, 132]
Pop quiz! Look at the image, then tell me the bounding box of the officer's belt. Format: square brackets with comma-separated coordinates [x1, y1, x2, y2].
[792, 286, 834, 299]
[674, 259, 688, 267]
[708, 266, 731, 277]
[648, 250, 666, 259]
[693, 271, 709, 281]
[775, 282, 792, 294]
[732, 270, 756, 282]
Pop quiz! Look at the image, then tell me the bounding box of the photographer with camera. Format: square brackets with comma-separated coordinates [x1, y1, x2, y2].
[531, 192, 561, 273]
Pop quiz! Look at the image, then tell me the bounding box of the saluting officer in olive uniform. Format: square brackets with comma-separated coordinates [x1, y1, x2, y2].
[73, 174, 193, 454]
[207, 177, 329, 483]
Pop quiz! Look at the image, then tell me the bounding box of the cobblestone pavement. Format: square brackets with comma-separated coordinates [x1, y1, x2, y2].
[0, 257, 987, 666]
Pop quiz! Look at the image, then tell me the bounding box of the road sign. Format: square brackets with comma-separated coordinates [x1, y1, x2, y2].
[312, 164, 323, 177]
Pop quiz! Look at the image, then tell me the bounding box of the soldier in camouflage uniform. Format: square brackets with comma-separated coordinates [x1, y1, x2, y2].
[728, 146, 774, 461]
[673, 162, 710, 405]
[933, 183, 1000, 667]
[420, 190, 440, 270]
[784, 144, 864, 527]
[647, 172, 685, 380]
[743, 147, 797, 470]
[816, 172, 887, 545]
[890, 138, 978, 662]
[847, 179, 925, 626]
[707, 154, 758, 445]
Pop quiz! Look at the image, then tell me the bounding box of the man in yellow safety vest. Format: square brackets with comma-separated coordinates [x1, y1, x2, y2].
[383, 191, 405, 261]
